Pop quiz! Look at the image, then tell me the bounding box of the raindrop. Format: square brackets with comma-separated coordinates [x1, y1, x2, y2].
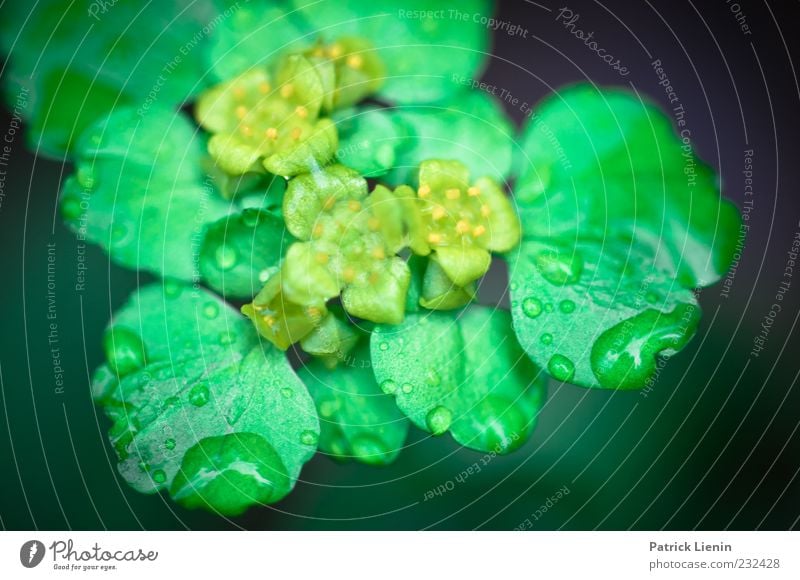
[152, 469, 167, 484]
[164, 438, 176, 450]
[425, 406, 453, 435]
[378, 342, 389, 351]
[534, 247, 583, 285]
[300, 430, 319, 446]
[215, 245, 237, 270]
[401, 383, 414, 394]
[559, 299, 576, 314]
[280, 387, 294, 399]
[103, 327, 145, 376]
[521, 297, 543, 318]
[548, 354, 575, 382]
[202, 302, 220, 319]
[379, 379, 397, 395]
[540, 333, 553, 345]
[188, 383, 210, 407]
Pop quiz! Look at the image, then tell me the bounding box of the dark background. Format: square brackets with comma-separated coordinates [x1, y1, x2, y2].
[1, 0, 799, 530]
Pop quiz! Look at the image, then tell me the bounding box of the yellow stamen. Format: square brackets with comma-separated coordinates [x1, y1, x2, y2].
[456, 220, 471, 234]
[262, 315, 276, 327]
[258, 81, 271, 94]
[280, 84, 294, 98]
[418, 184, 431, 198]
[235, 105, 247, 119]
[480, 204, 491, 217]
[343, 267, 357, 283]
[348, 200, 362, 212]
[328, 44, 343, 58]
[367, 217, 381, 231]
[291, 126, 303, 140]
[467, 186, 480, 197]
[445, 188, 460, 200]
[346, 54, 363, 69]
[241, 125, 253, 137]
[295, 105, 308, 118]
[431, 206, 446, 221]
[427, 232, 443, 244]
[315, 252, 329, 265]
[472, 225, 487, 237]
[306, 306, 322, 318]
[233, 86, 245, 99]
[312, 224, 324, 238]
[265, 127, 278, 140]
[371, 247, 386, 260]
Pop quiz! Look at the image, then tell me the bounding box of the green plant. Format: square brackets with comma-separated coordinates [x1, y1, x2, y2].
[4, 0, 740, 516]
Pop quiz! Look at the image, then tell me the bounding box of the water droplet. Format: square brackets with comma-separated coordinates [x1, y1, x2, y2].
[163, 396, 180, 409]
[215, 245, 237, 270]
[425, 406, 453, 435]
[300, 430, 318, 446]
[103, 327, 146, 376]
[425, 369, 441, 386]
[189, 383, 210, 407]
[164, 279, 182, 297]
[350, 434, 390, 465]
[521, 297, 543, 318]
[137, 461, 149, 472]
[152, 469, 167, 484]
[379, 342, 389, 351]
[401, 383, 414, 394]
[548, 354, 575, 382]
[380, 379, 397, 395]
[319, 399, 339, 417]
[544, 303, 554, 313]
[170, 433, 291, 515]
[559, 299, 576, 314]
[280, 387, 294, 399]
[509, 282, 518, 291]
[458, 395, 529, 454]
[164, 438, 176, 450]
[219, 332, 234, 345]
[540, 333, 553, 345]
[61, 194, 82, 221]
[534, 247, 583, 285]
[258, 267, 277, 283]
[202, 301, 220, 319]
[76, 166, 95, 190]
[590, 304, 699, 389]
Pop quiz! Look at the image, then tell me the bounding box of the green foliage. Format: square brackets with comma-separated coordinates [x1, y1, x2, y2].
[370, 307, 546, 453]
[12, 2, 743, 515]
[0, 0, 216, 155]
[509, 84, 740, 389]
[93, 283, 319, 516]
[59, 107, 231, 281]
[289, 0, 493, 104]
[300, 344, 409, 465]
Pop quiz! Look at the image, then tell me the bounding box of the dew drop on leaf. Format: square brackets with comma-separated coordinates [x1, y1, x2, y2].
[540, 333, 553, 345]
[202, 301, 220, 319]
[379, 341, 389, 351]
[559, 299, 576, 313]
[425, 369, 441, 386]
[61, 195, 82, 221]
[280, 387, 294, 399]
[425, 406, 453, 435]
[521, 297, 543, 318]
[544, 303, 554, 313]
[103, 327, 146, 376]
[300, 430, 319, 446]
[534, 248, 583, 285]
[152, 469, 167, 484]
[547, 354, 575, 382]
[401, 383, 414, 394]
[380, 379, 398, 395]
[188, 383, 210, 407]
[164, 438, 176, 450]
[218, 332, 234, 345]
[164, 280, 182, 298]
[215, 244, 238, 270]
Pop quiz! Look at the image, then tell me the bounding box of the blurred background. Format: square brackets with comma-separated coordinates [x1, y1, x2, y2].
[1, 0, 799, 530]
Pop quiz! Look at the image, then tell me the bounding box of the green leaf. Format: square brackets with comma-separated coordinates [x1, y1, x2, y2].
[509, 85, 740, 390]
[59, 107, 230, 281]
[508, 239, 700, 389]
[94, 282, 319, 515]
[200, 207, 291, 299]
[334, 105, 411, 177]
[290, 0, 493, 104]
[515, 84, 741, 287]
[207, 0, 307, 82]
[0, 0, 217, 155]
[386, 91, 516, 185]
[370, 307, 546, 453]
[299, 344, 409, 465]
